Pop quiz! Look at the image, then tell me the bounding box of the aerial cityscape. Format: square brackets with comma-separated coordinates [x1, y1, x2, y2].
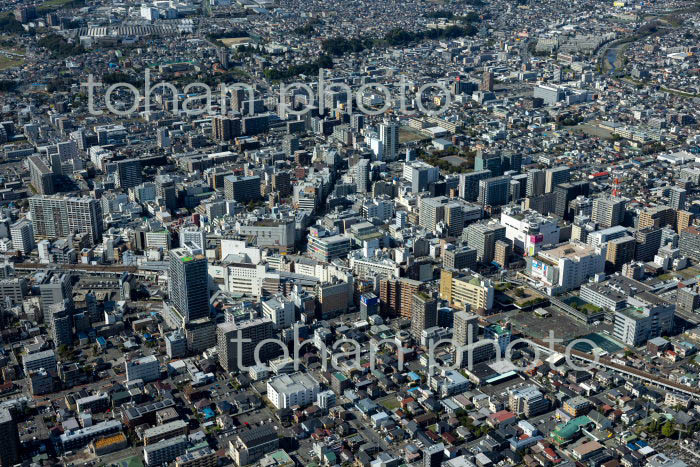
[0, 0, 699, 466]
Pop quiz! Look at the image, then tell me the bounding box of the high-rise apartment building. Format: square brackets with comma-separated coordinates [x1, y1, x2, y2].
[411, 292, 438, 339]
[355, 159, 370, 193]
[638, 206, 675, 230]
[592, 197, 626, 228]
[478, 176, 511, 207]
[224, 175, 261, 203]
[465, 222, 507, 263]
[379, 120, 398, 161]
[459, 170, 492, 201]
[10, 218, 35, 254]
[379, 278, 422, 318]
[116, 158, 143, 190]
[212, 116, 241, 142]
[28, 155, 55, 195]
[605, 236, 636, 272]
[526, 169, 546, 197]
[217, 318, 275, 372]
[481, 69, 494, 92]
[635, 227, 662, 262]
[545, 166, 570, 193]
[169, 245, 209, 324]
[676, 210, 693, 234]
[453, 310, 479, 346]
[670, 186, 687, 211]
[29, 195, 103, 246]
[419, 196, 464, 237]
[0, 409, 20, 467]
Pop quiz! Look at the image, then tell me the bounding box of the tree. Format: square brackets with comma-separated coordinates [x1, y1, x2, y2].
[661, 420, 675, 438]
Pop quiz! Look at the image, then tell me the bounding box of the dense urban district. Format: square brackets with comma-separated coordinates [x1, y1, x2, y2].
[0, 0, 699, 466]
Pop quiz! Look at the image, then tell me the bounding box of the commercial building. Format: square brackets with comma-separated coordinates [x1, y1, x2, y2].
[307, 234, 351, 262]
[224, 175, 262, 203]
[439, 270, 494, 313]
[613, 299, 675, 346]
[500, 207, 560, 256]
[533, 84, 565, 105]
[125, 355, 160, 383]
[266, 372, 320, 409]
[526, 242, 605, 295]
[0, 278, 27, 306]
[677, 286, 700, 314]
[144, 435, 188, 466]
[229, 426, 279, 466]
[236, 219, 296, 253]
[262, 295, 295, 330]
[60, 420, 123, 451]
[405, 161, 440, 194]
[587, 225, 628, 249]
[508, 385, 549, 417]
[442, 245, 477, 271]
[580, 275, 650, 312]
[23, 349, 57, 375]
[143, 419, 188, 445]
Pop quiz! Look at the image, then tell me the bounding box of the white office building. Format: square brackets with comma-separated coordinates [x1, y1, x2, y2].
[125, 355, 160, 383]
[500, 207, 560, 256]
[262, 295, 295, 329]
[527, 242, 606, 295]
[266, 372, 320, 409]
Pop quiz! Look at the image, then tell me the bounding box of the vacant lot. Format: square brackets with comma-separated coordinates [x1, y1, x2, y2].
[219, 37, 251, 47]
[399, 127, 429, 143]
[0, 55, 23, 70]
